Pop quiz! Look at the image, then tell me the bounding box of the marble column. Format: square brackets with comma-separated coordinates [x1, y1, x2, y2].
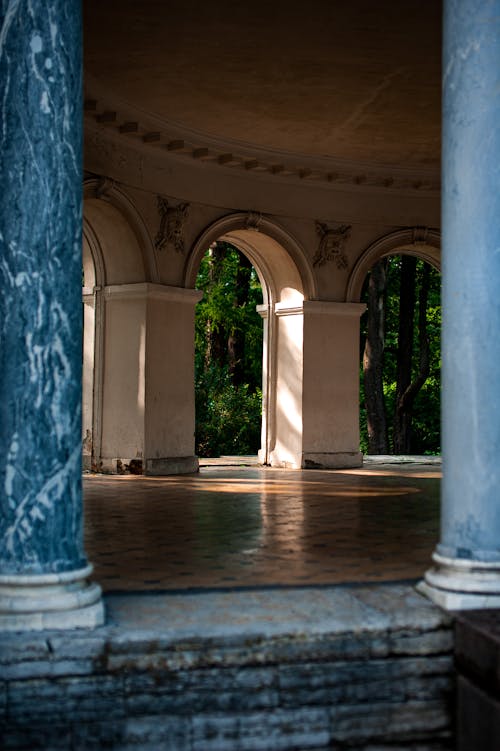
[0, 1, 104, 628]
[419, 0, 500, 609]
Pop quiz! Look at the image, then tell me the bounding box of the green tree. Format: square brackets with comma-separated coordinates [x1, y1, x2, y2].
[360, 256, 441, 455]
[195, 243, 263, 456]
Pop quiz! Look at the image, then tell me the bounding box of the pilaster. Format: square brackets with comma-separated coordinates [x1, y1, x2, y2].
[269, 302, 304, 468]
[100, 283, 202, 475]
[302, 301, 365, 469]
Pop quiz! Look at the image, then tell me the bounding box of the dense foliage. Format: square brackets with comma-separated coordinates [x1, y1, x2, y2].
[195, 243, 263, 456]
[359, 256, 441, 455]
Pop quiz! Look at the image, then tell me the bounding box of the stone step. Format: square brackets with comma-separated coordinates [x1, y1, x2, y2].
[0, 584, 454, 750]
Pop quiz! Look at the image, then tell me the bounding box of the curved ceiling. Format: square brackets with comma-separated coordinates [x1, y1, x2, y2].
[83, 0, 441, 171]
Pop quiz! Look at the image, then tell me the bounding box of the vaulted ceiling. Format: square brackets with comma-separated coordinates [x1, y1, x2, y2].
[84, 0, 441, 173]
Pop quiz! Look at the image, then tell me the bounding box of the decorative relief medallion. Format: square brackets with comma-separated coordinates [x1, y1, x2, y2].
[155, 196, 189, 253]
[313, 222, 351, 269]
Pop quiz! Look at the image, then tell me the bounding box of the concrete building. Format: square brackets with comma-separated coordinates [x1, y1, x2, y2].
[1, 0, 500, 748]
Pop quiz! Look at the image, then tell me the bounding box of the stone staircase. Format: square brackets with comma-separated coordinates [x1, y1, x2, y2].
[0, 584, 454, 750]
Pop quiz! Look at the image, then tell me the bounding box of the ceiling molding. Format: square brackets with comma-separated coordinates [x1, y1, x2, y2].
[84, 79, 440, 195]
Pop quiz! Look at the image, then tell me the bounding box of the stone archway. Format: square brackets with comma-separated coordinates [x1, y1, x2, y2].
[350, 228, 442, 457]
[82, 180, 151, 472]
[186, 213, 325, 468]
[81, 224, 102, 470]
[346, 228, 441, 304]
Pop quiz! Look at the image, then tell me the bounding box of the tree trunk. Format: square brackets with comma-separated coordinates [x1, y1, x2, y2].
[363, 259, 389, 454]
[393, 255, 426, 454]
[394, 262, 431, 452]
[228, 252, 252, 387]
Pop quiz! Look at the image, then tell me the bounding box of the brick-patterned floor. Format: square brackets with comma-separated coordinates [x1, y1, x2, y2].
[83, 464, 441, 592]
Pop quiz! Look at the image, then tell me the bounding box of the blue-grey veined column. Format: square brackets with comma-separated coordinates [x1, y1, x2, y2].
[0, 1, 103, 628]
[418, 0, 500, 609]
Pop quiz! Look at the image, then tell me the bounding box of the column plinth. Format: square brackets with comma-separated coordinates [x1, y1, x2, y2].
[418, 554, 500, 611]
[0, 567, 103, 631]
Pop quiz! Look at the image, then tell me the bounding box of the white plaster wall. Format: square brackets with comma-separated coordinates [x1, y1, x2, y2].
[83, 127, 442, 474]
[144, 292, 200, 460]
[82, 299, 95, 459]
[100, 295, 145, 463]
[84, 198, 145, 284]
[302, 303, 364, 465]
[271, 308, 304, 468]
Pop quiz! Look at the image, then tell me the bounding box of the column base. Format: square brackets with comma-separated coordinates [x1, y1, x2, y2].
[257, 448, 268, 465]
[269, 450, 301, 469]
[0, 565, 105, 631]
[418, 552, 500, 611]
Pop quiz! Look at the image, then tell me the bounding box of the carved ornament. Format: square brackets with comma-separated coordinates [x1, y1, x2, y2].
[155, 197, 189, 253]
[94, 177, 116, 199]
[245, 211, 263, 231]
[313, 222, 351, 269]
[412, 226, 429, 245]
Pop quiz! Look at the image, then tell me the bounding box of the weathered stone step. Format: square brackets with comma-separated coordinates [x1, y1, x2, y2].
[0, 584, 454, 750]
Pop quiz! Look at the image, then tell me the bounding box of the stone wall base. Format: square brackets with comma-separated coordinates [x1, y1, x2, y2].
[96, 456, 199, 475]
[0, 584, 454, 749]
[302, 451, 363, 469]
[145, 456, 199, 475]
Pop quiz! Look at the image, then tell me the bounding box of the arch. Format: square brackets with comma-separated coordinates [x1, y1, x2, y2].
[81, 233, 101, 470]
[83, 218, 105, 289]
[82, 179, 154, 471]
[185, 213, 315, 468]
[184, 213, 316, 302]
[346, 228, 441, 303]
[83, 178, 156, 284]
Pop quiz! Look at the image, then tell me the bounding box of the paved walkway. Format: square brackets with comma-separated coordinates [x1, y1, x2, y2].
[84, 461, 441, 592]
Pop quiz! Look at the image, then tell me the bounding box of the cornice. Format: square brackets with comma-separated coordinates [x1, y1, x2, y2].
[84, 78, 440, 196]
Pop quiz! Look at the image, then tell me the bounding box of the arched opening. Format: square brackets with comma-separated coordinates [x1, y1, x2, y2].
[194, 241, 264, 459]
[186, 215, 312, 467]
[82, 183, 150, 472]
[359, 253, 441, 456]
[82, 234, 98, 470]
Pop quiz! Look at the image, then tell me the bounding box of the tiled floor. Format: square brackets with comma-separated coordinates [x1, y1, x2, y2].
[83, 462, 441, 592]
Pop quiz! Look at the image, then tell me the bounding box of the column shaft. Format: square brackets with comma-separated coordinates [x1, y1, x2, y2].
[0, 0, 103, 628]
[420, 0, 500, 609]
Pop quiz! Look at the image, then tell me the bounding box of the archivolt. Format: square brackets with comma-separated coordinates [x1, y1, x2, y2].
[346, 227, 441, 303]
[184, 212, 316, 303]
[83, 178, 157, 284]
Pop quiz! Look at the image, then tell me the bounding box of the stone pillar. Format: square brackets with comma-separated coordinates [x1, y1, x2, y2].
[0, 1, 103, 628]
[302, 302, 365, 469]
[143, 285, 202, 475]
[256, 302, 275, 465]
[269, 302, 304, 468]
[100, 283, 201, 475]
[82, 287, 96, 471]
[268, 300, 364, 469]
[419, 0, 500, 609]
